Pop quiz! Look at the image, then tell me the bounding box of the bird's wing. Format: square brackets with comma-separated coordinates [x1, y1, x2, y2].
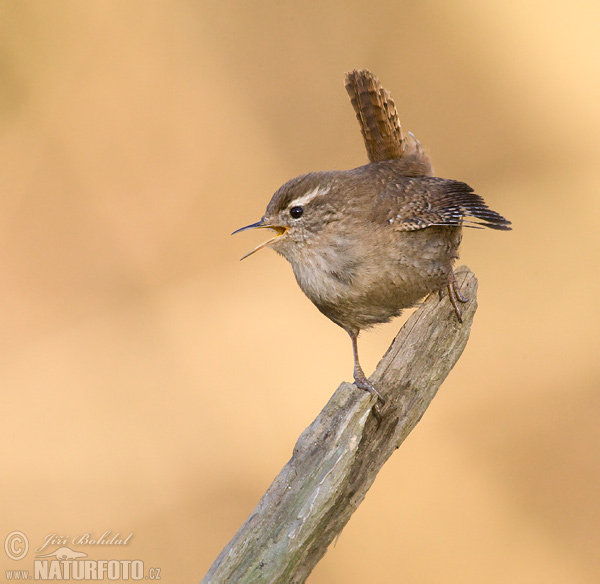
[379, 177, 512, 231]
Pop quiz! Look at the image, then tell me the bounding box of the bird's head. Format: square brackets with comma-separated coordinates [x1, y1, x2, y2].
[232, 172, 338, 261]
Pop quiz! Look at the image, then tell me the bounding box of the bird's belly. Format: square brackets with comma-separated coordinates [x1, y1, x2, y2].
[290, 226, 460, 332]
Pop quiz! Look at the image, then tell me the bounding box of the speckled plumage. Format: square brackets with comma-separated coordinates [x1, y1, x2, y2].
[235, 69, 511, 415]
[263, 157, 509, 333]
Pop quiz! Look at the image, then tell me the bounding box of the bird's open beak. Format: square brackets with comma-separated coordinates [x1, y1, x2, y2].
[232, 220, 288, 260]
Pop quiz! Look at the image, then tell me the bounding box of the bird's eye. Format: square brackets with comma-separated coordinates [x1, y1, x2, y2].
[290, 206, 303, 219]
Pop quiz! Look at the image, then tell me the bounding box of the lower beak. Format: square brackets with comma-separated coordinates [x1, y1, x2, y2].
[232, 221, 288, 260]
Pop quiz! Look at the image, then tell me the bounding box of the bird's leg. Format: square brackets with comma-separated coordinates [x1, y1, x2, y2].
[447, 271, 469, 322]
[348, 331, 385, 422]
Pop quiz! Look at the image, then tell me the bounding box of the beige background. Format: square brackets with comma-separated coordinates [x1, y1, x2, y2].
[1, 2, 599, 582]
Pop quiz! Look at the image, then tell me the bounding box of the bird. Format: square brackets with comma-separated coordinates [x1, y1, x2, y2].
[233, 69, 511, 418]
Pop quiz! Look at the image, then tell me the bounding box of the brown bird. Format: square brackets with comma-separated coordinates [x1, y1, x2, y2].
[234, 70, 510, 417]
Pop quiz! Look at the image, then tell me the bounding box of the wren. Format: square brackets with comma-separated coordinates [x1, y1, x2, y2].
[234, 70, 511, 418]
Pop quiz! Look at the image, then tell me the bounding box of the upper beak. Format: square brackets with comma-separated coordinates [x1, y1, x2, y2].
[231, 220, 288, 260]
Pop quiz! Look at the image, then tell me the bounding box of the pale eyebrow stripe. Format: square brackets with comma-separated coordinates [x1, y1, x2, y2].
[289, 185, 331, 208]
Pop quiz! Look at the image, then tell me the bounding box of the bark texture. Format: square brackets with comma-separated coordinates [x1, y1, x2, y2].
[203, 267, 478, 583]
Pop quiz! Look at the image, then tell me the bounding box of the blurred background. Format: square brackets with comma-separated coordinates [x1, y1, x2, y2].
[1, 1, 599, 582]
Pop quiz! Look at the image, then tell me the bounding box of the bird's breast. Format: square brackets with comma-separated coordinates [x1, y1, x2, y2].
[288, 238, 361, 306]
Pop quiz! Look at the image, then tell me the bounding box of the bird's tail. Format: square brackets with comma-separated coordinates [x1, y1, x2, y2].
[345, 69, 431, 174]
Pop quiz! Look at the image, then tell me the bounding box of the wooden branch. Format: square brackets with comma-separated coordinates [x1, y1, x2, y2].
[202, 267, 478, 584]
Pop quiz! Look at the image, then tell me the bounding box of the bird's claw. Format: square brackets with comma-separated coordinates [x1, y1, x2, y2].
[447, 272, 469, 322]
[353, 375, 386, 424]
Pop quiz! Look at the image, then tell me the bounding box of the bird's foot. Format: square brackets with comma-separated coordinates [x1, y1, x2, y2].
[447, 272, 469, 322]
[353, 373, 386, 424]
